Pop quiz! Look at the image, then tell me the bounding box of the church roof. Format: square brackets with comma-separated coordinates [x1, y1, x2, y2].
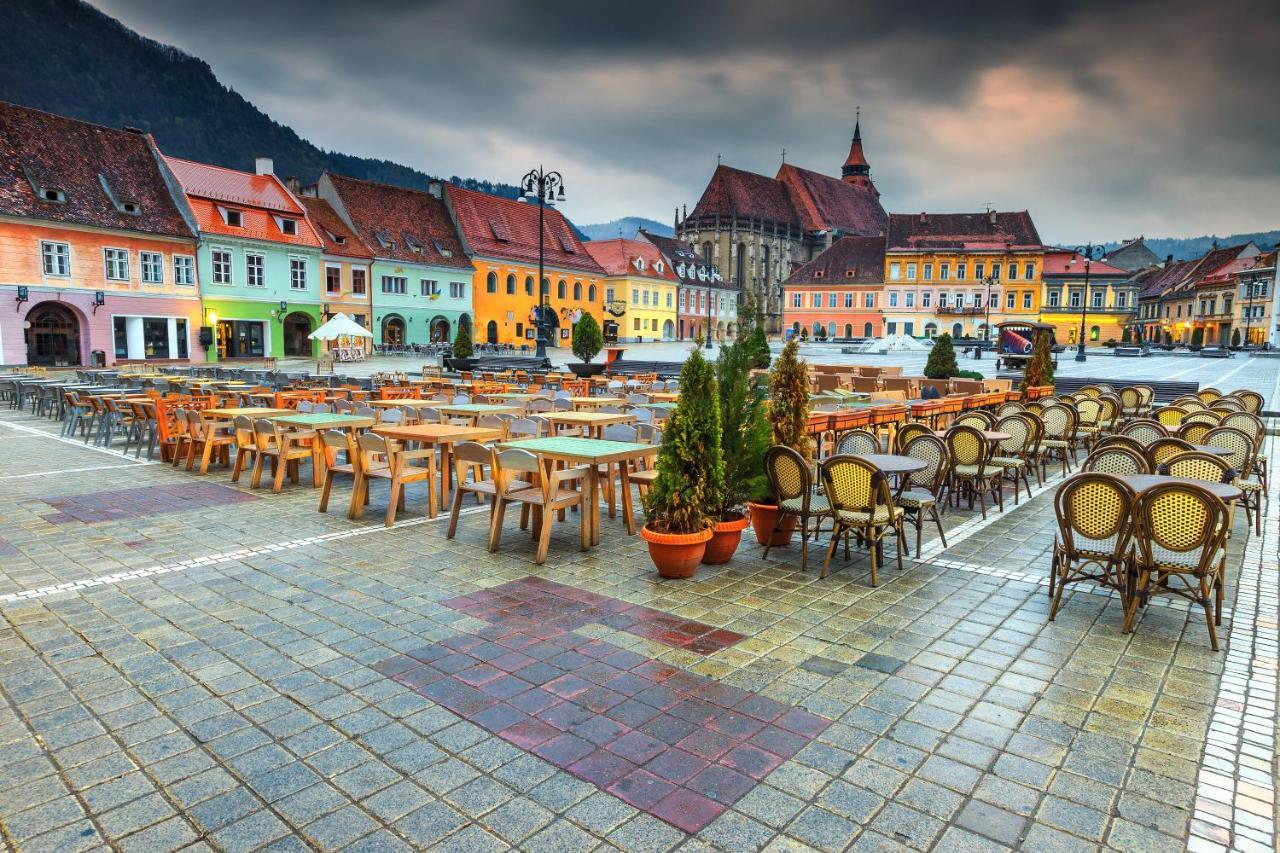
[785, 236, 886, 286]
[688, 164, 798, 226]
[887, 211, 1041, 251]
[776, 164, 887, 235]
[843, 120, 868, 170]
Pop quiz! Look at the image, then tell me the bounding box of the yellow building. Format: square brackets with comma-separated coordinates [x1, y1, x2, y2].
[584, 239, 679, 341]
[1039, 249, 1135, 345]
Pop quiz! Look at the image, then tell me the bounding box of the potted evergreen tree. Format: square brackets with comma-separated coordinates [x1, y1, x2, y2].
[748, 338, 813, 545]
[705, 331, 770, 564]
[1021, 329, 1055, 397]
[641, 348, 724, 578]
[567, 312, 605, 377]
[924, 332, 959, 378]
[747, 309, 771, 369]
[448, 322, 476, 371]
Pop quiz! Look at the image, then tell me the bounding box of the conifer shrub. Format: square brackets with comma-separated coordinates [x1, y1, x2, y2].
[643, 348, 724, 534]
[924, 333, 959, 378]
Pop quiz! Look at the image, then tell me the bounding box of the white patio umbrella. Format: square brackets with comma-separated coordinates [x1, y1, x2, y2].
[308, 312, 373, 341]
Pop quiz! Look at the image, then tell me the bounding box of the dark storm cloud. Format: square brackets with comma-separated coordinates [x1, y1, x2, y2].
[94, 0, 1280, 240]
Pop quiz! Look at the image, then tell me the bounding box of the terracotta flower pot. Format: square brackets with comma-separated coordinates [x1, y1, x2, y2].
[747, 500, 797, 546]
[702, 511, 749, 564]
[641, 524, 713, 579]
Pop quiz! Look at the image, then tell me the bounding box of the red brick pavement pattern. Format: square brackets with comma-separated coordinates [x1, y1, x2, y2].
[40, 483, 258, 524]
[374, 577, 829, 833]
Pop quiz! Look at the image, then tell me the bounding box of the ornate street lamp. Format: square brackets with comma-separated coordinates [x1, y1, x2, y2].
[1071, 243, 1105, 362]
[518, 166, 565, 359]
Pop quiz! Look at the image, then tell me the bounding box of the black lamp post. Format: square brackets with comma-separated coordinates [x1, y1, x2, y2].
[705, 284, 714, 349]
[1072, 243, 1105, 362]
[519, 166, 565, 360]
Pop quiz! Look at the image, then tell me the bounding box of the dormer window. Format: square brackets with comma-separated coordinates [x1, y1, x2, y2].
[845, 269, 856, 278]
[432, 240, 452, 258]
[220, 207, 243, 227]
[558, 236, 576, 254]
[655, 261, 664, 273]
[42, 188, 66, 203]
[373, 229, 393, 250]
[279, 218, 297, 236]
[404, 234, 422, 254]
[633, 257, 645, 272]
[325, 229, 345, 245]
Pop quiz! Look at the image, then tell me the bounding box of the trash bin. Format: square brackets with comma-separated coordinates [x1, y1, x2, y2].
[90, 350, 106, 367]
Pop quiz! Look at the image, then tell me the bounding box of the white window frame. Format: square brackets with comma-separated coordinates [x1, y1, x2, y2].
[326, 264, 342, 295]
[103, 247, 130, 282]
[1022, 291, 1033, 309]
[791, 292, 802, 308]
[289, 256, 308, 291]
[41, 240, 70, 277]
[211, 248, 234, 285]
[905, 292, 915, 308]
[1048, 289, 1060, 308]
[888, 263, 901, 281]
[420, 279, 438, 297]
[140, 251, 163, 285]
[449, 281, 465, 299]
[827, 292, 837, 308]
[173, 254, 195, 286]
[864, 292, 874, 308]
[844, 292, 853, 308]
[1092, 289, 1105, 309]
[245, 252, 265, 288]
[888, 292, 899, 308]
[381, 275, 407, 295]
[921, 291, 932, 308]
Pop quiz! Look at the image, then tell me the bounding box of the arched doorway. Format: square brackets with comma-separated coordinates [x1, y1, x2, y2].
[485, 321, 498, 344]
[844, 324, 853, 339]
[382, 314, 406, 347]
[283, 312, 313, 356]
[545, 311, 560, 346]
[952, 323, 963, 338]
[863, 322, 873, 338]
[429, 316, 450, 343]
[924, 323, 937, 338]
[662, 319, 674, 340]
[25, 302, 81, 366]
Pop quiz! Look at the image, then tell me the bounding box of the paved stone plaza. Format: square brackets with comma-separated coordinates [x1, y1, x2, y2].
[0, 367, 1276, 851]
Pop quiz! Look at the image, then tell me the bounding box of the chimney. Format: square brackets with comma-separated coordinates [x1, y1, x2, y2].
[427, 180, 442, 199]
[989, 210, 998, 225]
[254, 157, 274, 176]
[1165, 254, 1173, 266]
[919, 212, 926, 223]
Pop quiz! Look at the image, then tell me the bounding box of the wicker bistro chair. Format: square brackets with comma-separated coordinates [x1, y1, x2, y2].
[1075, 385, 1103, 399]
[1048, 472, 1137, 621]
[1204, 426, 1264, 535]
[989, 414, 1035, 503]
[763, 446, 830, 571]
[1118, 386, 1143, 419]
[945, 424, 1004, 518]
[955, 412, 995, 430]
[1196, 387, 1223, 404]
[1161, 451, 1234, 485]
[1093, 435, 1148, 457]
[1177, 421, 1214, 445]
[893, 422, 931, 454]
[1229, 389, 1263, 415]
[489, 448, 590, 564]
[996, 402, 1025, 418]
[1127, 482, 1230, 650]
[1082, 446, 1149, 476]
[819, 455, 906, 583]
[896, 434, 949, 555]
[1119, 419, 1167, 446]
[835, 429, 879, 456]
[1183, 411, 1222, 428]
[1209, 399, 1243, 415]
[1145, 437, 1194, 470]
[1221, 412, 1267, 489]
[1074, 398, 1104, 451]
[1096, 395, 1121, 433]
[1036, 404, 1077, 478]
[1152, 406, 1188, 428]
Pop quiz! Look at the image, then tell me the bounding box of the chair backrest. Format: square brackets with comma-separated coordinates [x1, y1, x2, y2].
[1177, 422, 1213, 444]
[398, 405, 420, 424]
[603, 424, 638, 442]
[627, 393, 650, 405]
[636, 423, 662, 444]
[452, 394, 470, 404]
[1119, 387, 1142, 411]
[1094, 435, 1148, 457]
[1171, 396, 1203, 410]
[596, 406, 623, 414]
[477, 414, 507, 434]
[835, 429, 879, 456]
[379, 409, 403, 424]
[1039, 404, 1073, 441]
[1134, 482, 1226, 575]
[1202, 426, 1254, 473]
[633, 407, 654, 423]
[765, 445, 811, 504]
[1153, 406, 1187, 427]
[1119, 419, 1167, 446]
[1196, 387, 1222, 404]
[1053, 472, 1134, 558]
[296, 401, 315, 414]
[418, 407, 442, 423]
[1220, 412, 1262, 448]
[1183, 411, 1221, 426]
[1082, 446, 1148, 475]
[355, 405, 377, 419]
[902, 433, 948, 492]
[1229, 390, 1263, 414]
[996, 402, 1024, 417]
[1161, 451, 1233, 483]
[472, 394, 490, 404]
[333, 398, 352, 412]
[1076, 385, 1102, 398]
[321, 428, 357, 462]
[1209, 399, 1243, 414]
[1146, 437, 1194, 468]
[1076, 398, 1102, 427]
[955, 412, 994, 429]
[433, 392, 452, 402]
[893, 422, 931, 454]
[994, 414, 1031, 456]
[495, 448, 541, 479]
[821, 455, 892, 518]
[232, 415, 256, 448]
[552, 398, 573, 411]
[945, 423, 988, 468]
[508, 417, 540, 439]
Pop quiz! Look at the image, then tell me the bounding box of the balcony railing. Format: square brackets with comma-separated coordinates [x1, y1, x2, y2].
[935, 305, 985, 315]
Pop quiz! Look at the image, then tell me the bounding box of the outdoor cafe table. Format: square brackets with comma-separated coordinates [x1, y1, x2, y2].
[202, 407, 292, 420]
[371, 423, 504, 514]
[1116, 474, 1242, 502]
[543, 410, 636, 438]
[500, 437, 658, 542]
[437, 403, 521, 424]
[646, 392, 680, 403]
[270, 412, 376, 486]
[368, 399, 449, 410]
[485, 393, 546, 403]
[570, 396, 625, 410]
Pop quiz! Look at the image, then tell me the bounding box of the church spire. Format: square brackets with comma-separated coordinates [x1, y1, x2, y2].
[842, 106, 874, 192]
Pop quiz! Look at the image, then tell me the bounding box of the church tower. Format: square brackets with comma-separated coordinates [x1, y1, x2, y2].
[841, 111, 877, 196]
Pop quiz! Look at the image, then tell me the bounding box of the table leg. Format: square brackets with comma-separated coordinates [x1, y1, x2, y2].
[311, 435, 324, 487]
[619, 464, 636, 535]
[440, 443, 453, 511]
[588, 466, 601, 546]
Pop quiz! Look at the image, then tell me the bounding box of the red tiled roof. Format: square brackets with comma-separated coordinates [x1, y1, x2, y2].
[446, 185, 602, 274]
[0, 102, 192, 238]
[164, 156, 302, 213]
[326, 173, 469, 269]
[299, 196, 372, 260]
[888, 212, 1041, 250]
[776, 164, 887, 235]
[1198, 256, 1256, 285]
[688, 165, 798, 226]
[636, 230, 728, 286]
[583, 238, 678, 281]
[1135, 260, 1194, 300]
[1041, 250, 1129, 278]
[785, 236, 886, 285]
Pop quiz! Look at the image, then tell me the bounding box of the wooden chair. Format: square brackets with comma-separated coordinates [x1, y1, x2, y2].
[896, 434, 949, 555]
[1048, 472, 1136, 622]
[763, 445, 829, 571]
[187, 410, 235, 474]
[318, 429, 361, 518]
[1127, 482, 1229, 649]
[251, 418, 315, 492]
[819, 455, 906, 583]
[488, 448, 589, 564]
[229, 415, 260, 483]
[353, 433, 434, 526]
[446, 441, 500, 540]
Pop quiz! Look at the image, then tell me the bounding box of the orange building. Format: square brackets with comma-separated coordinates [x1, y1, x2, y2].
[0, 102, 201, 366]
[782, 236, 885, 340]
[444, 185, 603, 348]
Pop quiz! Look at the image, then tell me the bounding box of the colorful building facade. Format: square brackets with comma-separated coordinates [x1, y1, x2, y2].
[782, 236, 884, 339]
[1039, 249, 1134, 345]
[297, 195, 373, 347]
[319, 173, 472, 347]
[165, 156, 324, 361]
[636, 230, 737, 341]
[1231, 251, 1277, 347]
[444, 185, 603, 348]
[584, 238, 678, 342]
[0, 103, 203, 366]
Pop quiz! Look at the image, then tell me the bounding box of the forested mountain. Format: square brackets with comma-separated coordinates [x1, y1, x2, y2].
[578, 217, 674, 241]
[0, 0, 523, 199]
[1102, 231, 1279, 261]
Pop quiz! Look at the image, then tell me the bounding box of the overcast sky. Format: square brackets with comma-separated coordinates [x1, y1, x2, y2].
[96, 0, 1279, 243]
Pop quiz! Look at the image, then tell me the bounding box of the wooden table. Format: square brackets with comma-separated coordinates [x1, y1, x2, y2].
[203, 407, 292, 420]
[438, 403, 521, 424]
[487, 393, 548, 403]
[543, 411, 637, 438]
[570, 397, 625, 410]
[271, 413, 376, 486]
[501, 437, 658, 542]
[372, 423, 503, 514]
[368, 399, 448, 410]
[646, 392, 680, 403]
